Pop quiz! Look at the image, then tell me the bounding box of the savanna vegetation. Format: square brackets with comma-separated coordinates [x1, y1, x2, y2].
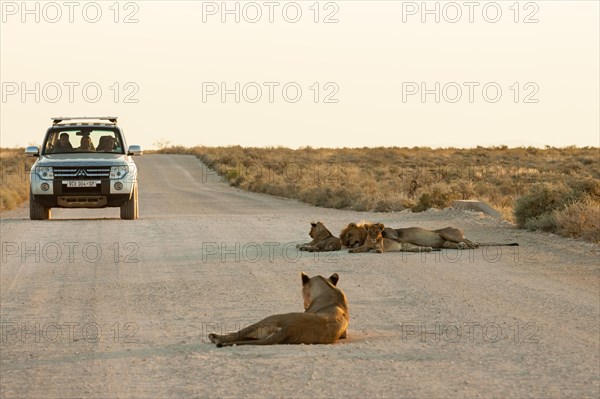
[0, 148, 35, 211]
[155, 145, 600, 243]
[2, 145, 598, 243]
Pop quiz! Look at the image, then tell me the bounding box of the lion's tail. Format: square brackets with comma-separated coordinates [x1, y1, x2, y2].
[476, 242, 519, 247]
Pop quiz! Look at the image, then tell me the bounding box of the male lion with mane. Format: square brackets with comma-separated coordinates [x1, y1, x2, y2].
[349, 223, 433, 253]
[208, 272, 349, 347]
[341, 222, 516, 249]
[340, 222, 402, 249]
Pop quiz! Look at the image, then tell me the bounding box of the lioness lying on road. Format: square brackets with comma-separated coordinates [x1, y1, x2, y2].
[349, 223, 433, 253]
[341, 222, 479, 250]
[208, 272, 349, 347]
[296, 222, 342, 252]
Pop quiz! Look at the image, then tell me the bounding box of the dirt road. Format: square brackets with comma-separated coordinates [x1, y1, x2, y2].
[1, 154, 598, 398]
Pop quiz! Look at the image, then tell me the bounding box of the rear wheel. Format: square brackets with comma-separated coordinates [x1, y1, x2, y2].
[120, 183, 138, 220]
[30, 190, 51, 220]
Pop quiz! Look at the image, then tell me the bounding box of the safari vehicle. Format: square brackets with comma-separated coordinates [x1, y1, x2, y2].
[26, 117, 142, 220]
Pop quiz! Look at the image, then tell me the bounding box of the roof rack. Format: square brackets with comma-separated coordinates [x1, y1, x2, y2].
[52, 116, 118, 125]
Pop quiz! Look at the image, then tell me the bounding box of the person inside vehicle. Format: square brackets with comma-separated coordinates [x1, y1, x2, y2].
[77, 135, 95, 151]
[97, 136, 116, 152]
[53, 132, 73, 152]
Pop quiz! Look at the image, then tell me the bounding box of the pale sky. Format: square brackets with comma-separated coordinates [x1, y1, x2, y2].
[1, 0, 599, 149]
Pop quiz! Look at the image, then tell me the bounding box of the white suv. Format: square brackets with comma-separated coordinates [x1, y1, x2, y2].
[26, 117, 142, 220]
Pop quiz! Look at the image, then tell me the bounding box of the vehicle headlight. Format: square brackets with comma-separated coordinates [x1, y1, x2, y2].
[110, 165, 129, 179]
[35, 166, 54, 180]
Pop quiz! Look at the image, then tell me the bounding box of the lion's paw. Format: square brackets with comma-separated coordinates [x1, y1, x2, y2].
[208, 333, 221, 344]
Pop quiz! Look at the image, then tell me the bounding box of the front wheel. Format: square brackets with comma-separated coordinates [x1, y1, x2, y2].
[120, 183, 138, 220]
[30, 190, 51, 220]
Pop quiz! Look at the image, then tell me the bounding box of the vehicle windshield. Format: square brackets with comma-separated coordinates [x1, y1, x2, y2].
[43, 128, 124, 155]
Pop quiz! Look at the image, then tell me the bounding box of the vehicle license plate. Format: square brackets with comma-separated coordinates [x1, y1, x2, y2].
[65, 180, 100, 188]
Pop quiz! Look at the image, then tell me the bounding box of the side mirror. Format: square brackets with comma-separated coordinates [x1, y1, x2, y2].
[25, 146, 40, 157]
[127, 145, 143, 156]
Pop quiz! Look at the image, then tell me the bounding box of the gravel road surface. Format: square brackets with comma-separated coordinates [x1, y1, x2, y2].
[1, 154, 599, 398]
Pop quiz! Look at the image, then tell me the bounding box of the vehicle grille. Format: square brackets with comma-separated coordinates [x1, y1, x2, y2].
[54, 167, 110, 179]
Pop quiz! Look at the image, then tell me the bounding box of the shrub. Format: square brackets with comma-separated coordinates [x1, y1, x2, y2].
[564, 176, 600, 202]
[554, 196, 600, 243]
[412, 193, 432, 213]
[0, 148, 34, 211]
[0, 189, 19, 210]
[522, 212, 558, 232]
[330, 188, 353, 209]
[514, 177, 600, 235]
[514, 183, 565, 231]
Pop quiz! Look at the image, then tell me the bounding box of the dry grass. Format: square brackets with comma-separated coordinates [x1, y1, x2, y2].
[154, 145, 600, 243]
[0, 148, 34, 211]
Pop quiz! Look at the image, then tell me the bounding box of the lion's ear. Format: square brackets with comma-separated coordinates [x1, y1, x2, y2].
[377, 223, 385, 231]
[329, 273, 339, 286]
[301, 272, 310, 285]
[311, 222, 317, 227]
[349, 223, 357, 228]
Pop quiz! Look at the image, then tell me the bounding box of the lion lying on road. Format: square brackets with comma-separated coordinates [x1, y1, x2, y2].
[390, 226, 479, 249]
[341, 222, 478, 250]
[208, 272, 349, 347]
[296, 222, 342, 252]
[349, 223, 434, 253]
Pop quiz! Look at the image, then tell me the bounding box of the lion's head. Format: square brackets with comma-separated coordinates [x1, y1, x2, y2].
[309, 222, 332, 240]
[365, 223, 385, 244]
[340, 222, 368, 248]
[301, 272, 341, 311]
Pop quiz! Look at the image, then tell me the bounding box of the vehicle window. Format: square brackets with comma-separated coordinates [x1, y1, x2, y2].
[44, 129, 123, 154]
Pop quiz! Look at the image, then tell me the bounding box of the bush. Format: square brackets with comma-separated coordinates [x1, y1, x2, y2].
[514, 183, 565, 231]
[564, 176, 600, 202]
[0, 148, 34, 211]
[514, 177, 600, 236]
[0, 189, 19, 210]
[522, 212, 557, 232]
[412, 193, 433, 213]
[412, 187, 453, 212]
[554, 196, 600, 243]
